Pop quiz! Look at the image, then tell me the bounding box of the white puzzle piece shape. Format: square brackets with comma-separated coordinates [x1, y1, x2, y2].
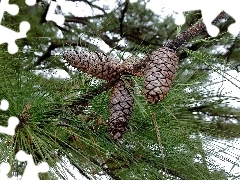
[0, 0, 19, 23]
[0, 162, 11, 180]
[45, 0, 65, 26]
[16, 151, 49, 180]
[0, 21, 30, 54]
[0, 99, 19, 136]
[129, 1, 240, 36]
[0, 0, 35, 54]
[0, 99, 9, 111]
[0, 116, 19, 136]
[167, 0, 240, 37]
[25, 0, 37, 6]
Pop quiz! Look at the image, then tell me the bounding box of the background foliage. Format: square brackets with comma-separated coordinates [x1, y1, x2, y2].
[0, 0, 240, 179]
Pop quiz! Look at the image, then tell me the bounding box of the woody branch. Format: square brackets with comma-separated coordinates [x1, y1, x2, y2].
[63, 12, 228, 80]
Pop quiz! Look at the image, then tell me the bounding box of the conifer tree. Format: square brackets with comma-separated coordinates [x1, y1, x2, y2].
[0, 0, 239, 179]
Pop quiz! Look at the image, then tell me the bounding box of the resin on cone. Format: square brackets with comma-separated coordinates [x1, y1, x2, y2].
[63, 50, 121, 81]
[143, 47, 179, 104]
[109, 79, 134, 141]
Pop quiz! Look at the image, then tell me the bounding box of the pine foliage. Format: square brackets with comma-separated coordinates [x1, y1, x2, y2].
[0, 1, 240, 180]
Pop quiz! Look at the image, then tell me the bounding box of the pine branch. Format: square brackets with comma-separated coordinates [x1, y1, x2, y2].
[165, 11, 227, 51]
[16, 103, 31, 131]
[34, 39, 95, 66]
[68, 80, 117, 115]
[119, 0, 129, 37]
[138, 156, 188, 180]
[65, 155, 92, 180]
[129, 12, 228, 76]
[80, 0, 107, 14]
[64, 16, 92, 26]
[44, 80, 117, 118]
[61, 11, 229, 140]
[90, 158, 122, 180]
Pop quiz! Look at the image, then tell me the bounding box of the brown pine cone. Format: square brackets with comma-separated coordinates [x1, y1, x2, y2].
[143, 47, 179, 104]
[109, 79, 134, 141]
[63, 50, 121, 81]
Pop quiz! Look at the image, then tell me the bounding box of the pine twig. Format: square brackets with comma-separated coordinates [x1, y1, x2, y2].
[130, 12, 228, 76]
[165, 11, 227, 51]
[63, 12, 228, 79]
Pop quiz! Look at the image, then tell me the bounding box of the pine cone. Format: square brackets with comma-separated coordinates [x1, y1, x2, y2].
[109, 79, 134, 141]
[63, 50, 121, 81]
[143, 47, 179, 104]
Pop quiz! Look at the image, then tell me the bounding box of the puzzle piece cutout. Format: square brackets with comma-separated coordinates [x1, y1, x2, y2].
[45, 0, 65, 26]
[0, 116, 19, 136]
[16, 150, 49, 180]
[0, 0, 19, 23]
[25, 0, 36, 6]
[0, 162, 11, 180]
[0, 99, 19, 136]
[0, 150, 49, 180]
[0, 21, 30, 54]
[168, 0, 240, 37]
[0, 0, 36, 54]
[0, 99, 9, 111]
[0, 99, 49, 178]
[124, 0, 240, 37]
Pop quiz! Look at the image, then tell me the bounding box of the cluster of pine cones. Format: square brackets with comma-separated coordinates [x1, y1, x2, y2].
[63, 47, 179, 141]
